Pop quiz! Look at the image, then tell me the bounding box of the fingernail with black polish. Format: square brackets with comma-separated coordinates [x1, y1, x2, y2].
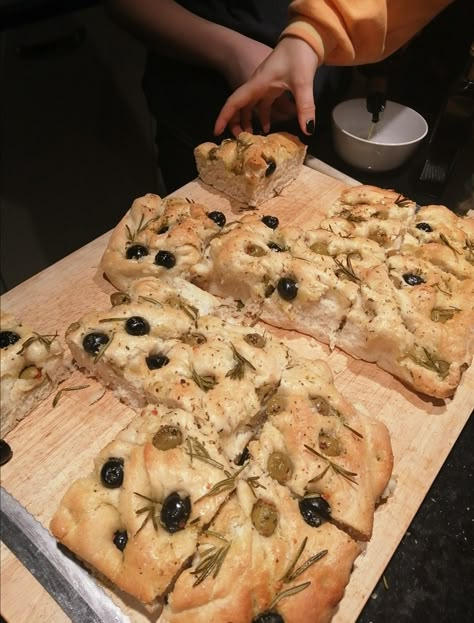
[306, 119, 315, 134]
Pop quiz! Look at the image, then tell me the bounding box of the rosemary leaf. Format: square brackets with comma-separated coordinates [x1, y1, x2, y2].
[99, 317, 126, 323]
[17, 332, 58, 355]
[138, 295, 163, 306]
[226, 343, 256, 380]
[269, 581, 311, 609]
[52, 384, 90, 408]
[394, 194, 412, 207]
[334, 255, 361, 284]
[191, 541, 231, 586]
[94, 333, 114, 363]
[304, 444, 358, 486]
[343, 422, 364, 439]
[195, 465, 246, 501]
[439, 233, 461, 256]
[191, 367, 217, 392]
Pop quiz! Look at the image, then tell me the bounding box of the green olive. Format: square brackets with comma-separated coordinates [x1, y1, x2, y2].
[246, 244, 266, 257]
[318, 429, 343, 457]
[310, 241, 330, 256]
[19, 365, 41, 380]
[152, 425, 183, 451]
[311, 396, 339, 418]
[182, 332, 207, 346]
[244, 333, 266, 348]
[110, 292, 131, 306]
[208, 147, 218, 160]
[267, 451, 293, 484]
[266, 394, 285, 416]
[251, 499, 278, 537]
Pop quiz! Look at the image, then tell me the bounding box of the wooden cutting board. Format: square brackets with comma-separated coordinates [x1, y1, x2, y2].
[1, 166, 473, 623]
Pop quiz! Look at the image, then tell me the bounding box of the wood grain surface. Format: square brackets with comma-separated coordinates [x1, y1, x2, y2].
[1, 166, 473, 623]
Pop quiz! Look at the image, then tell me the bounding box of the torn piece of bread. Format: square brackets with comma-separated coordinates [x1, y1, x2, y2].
[194, 132, 307, 207]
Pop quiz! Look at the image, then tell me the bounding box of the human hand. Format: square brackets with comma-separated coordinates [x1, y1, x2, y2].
[214, 36, 319, 137]
[219, 35, 297, 125]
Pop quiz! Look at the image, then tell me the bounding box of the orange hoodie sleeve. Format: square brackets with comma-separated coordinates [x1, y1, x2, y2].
[281, 0, 454, 66]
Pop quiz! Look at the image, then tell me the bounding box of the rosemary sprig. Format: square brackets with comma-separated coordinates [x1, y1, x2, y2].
[191, 537, 231, 586]
[17, 331, 58, 355]
[439, 233, 461, 256]
[167, 297, 199, 323]
[52, 384, 90, 408]
[305, 444, 359, 486]
[196, 465, 246, 501]
[269, 582, 311, 610]
[133, 492, 161, 534]
[334, 254, 361, 284]
[186, 436, 225, 471]
[126, 213, 159, 242]
[280, 537, 328, 583]
[191, 367, 217, 392]
[434, 282, 452, 297]
[226, 343, 256, 380]
[245, 475, 266, 497]
[409, 347, 450, 379]
[394, 194, 412, 208]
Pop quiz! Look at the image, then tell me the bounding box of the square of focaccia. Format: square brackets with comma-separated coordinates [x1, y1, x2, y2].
[1, 312, 67, 435]
[100, 193, 225, 292]
[248, 360, 393, 541]
[50, 405, 235, 603]
[160, 479, 361, 623]
[194, 132, 307, 207]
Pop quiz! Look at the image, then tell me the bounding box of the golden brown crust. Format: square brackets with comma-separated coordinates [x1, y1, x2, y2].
[0, 312, 67, 435]
[194, 132, 307, 207]
[161, 480, 361, 623]
[100, 193, 221, 292]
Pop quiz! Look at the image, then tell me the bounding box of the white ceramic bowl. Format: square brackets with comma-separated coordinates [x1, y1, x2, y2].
[332, 98, 428, 172]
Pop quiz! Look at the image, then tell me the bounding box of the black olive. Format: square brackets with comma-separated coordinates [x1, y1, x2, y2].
[146, 353, 170, 370]
[267, 242, 284, 252]
[261, 215, 279, 230]
[160, 492, 191, 533]
[0, 439, 13, 465]
[253, 611, 284, 623]
[157, 225, 169, 234]
[125, 316, 150, 336]
[0, 331, 20, 349]
[126, 244, 149, 260]
[403, 273, 425, 286]
[113, 530, 128, 551]
[416, 222, 433, 233]
[100, 458, 124, 488]
[83, 332, 109, 356]
[265, 159, 277, 177]
[299, 496, 331, 528]
[207, 211, 226, 227]
[235, 446, 250, 466]
[155, 250, 176, 269]
[277, 277, 298, 301]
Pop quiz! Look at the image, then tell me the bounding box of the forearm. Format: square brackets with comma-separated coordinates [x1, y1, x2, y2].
[105, 0, 244, 72]
[282, 0, 454, 66]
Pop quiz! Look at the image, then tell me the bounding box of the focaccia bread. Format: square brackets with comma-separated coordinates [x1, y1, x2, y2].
[99, 186, 474, 398]
[50, 405, 234, 603]
[64, 281, 393, 538]
[0, 313, 67, 435]
[248, 360, 393, 540]
[161, 480, 361, 623]
[101, 193, 226, 292]
[194, 132, 307, 207]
